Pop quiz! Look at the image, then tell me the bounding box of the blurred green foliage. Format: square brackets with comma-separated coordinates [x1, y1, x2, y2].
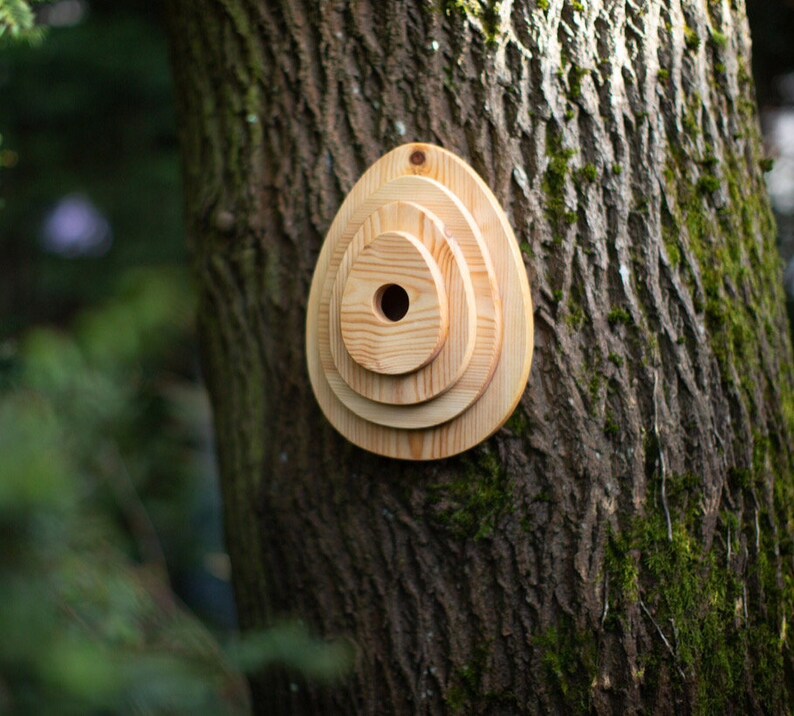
[0, 2, 230, 629]
[0, 5, 351, 710]
[0, 268, 247, 712]
[0, 268, 351, 712]
[0, 0, 45, 44]
[0, 1, 184, 335]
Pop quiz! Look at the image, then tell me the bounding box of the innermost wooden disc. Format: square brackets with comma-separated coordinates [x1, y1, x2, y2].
[340, 231, 448, 375]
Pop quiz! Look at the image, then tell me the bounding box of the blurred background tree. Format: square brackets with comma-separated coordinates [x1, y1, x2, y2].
[747, 0, 794, 325]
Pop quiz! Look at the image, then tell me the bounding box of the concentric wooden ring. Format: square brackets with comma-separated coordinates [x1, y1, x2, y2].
[306, 143, 534, 460]
[340, 230, 448, 375]
[328, 199, 483, 407]
[325, 189, 501, 428]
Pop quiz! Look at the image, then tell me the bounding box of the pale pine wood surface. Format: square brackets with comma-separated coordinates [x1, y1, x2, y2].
[340, 230, 448, 375]
[325, 184, 501, 425]
[328, 194, 485, 408]
[306, 143, 533, 459]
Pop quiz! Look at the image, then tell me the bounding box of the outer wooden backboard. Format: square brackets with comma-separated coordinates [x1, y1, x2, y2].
[306, 143, 533, 460]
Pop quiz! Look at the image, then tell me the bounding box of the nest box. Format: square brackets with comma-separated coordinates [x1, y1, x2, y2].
[306, 143, 533, 460]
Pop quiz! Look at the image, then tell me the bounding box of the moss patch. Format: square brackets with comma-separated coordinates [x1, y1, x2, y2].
[684, 25, 701, 51]
[568, 64, 589, 100]
[662, 129, 782, 401]
[428, 449, 511, 540]
[534, 620, 598, 712]
[603, 410, 620, 436]
[446, 644, 519, 712]
[543, 128, 578, 239]
[607, 307, 632, 326]
[605, 467, 791, 713]
[576, 163, 598, 184]
[504, 405, 530, 436]
[440, 0, 502, 46]
[709, 29, 728, 49]
[609, 100, 794, 697]
[696, 174, 720, 194]
[566, 297, 587, 331]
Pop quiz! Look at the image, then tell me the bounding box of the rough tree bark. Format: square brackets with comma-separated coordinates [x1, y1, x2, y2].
[164, 0, 794, 712]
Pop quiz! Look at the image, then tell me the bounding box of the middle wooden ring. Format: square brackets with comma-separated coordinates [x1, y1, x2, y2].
[320, 178, 503, 430]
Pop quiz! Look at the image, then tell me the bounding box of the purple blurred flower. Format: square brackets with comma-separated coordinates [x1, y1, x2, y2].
[41, 194, 112, 258]
[39, 0, 88, 28]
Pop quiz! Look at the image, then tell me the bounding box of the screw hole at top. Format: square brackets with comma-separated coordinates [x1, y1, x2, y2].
[410, 150, 426, 166]
[375, 284, 410, 322]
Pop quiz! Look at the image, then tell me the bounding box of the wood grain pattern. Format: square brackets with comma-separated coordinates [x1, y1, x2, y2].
[341, 231, 448, 375]
[328, 197, 484, 409]
[306, 143, 533, 459]
[325, 188, 500, 426]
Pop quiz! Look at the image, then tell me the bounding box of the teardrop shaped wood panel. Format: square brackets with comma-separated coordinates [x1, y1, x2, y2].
[306, 143, 534, 460]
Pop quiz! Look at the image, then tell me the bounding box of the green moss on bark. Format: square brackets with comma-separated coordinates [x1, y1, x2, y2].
[543, 128, 578, 239]
[684, 25, 701, 51]
[504, 405, 530, 436]
[663, 137, 782, 401]
[651, 124, 793, 710]
[445, 644, 520, 712]
[567, 64, 589, 100]
[710, 29, 728, 49]
[534, 620, 598, 713]
[605, 465, 792, 713]
[440, 0, 502, 46]
[428, 448, 511, 540]
[607, 307, 632, 326]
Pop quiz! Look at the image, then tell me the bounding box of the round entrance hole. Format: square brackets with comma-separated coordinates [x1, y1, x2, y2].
[375, 284, 410, 322]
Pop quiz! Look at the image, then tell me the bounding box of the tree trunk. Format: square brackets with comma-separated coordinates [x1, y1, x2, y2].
[164, 0, 794, 712]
